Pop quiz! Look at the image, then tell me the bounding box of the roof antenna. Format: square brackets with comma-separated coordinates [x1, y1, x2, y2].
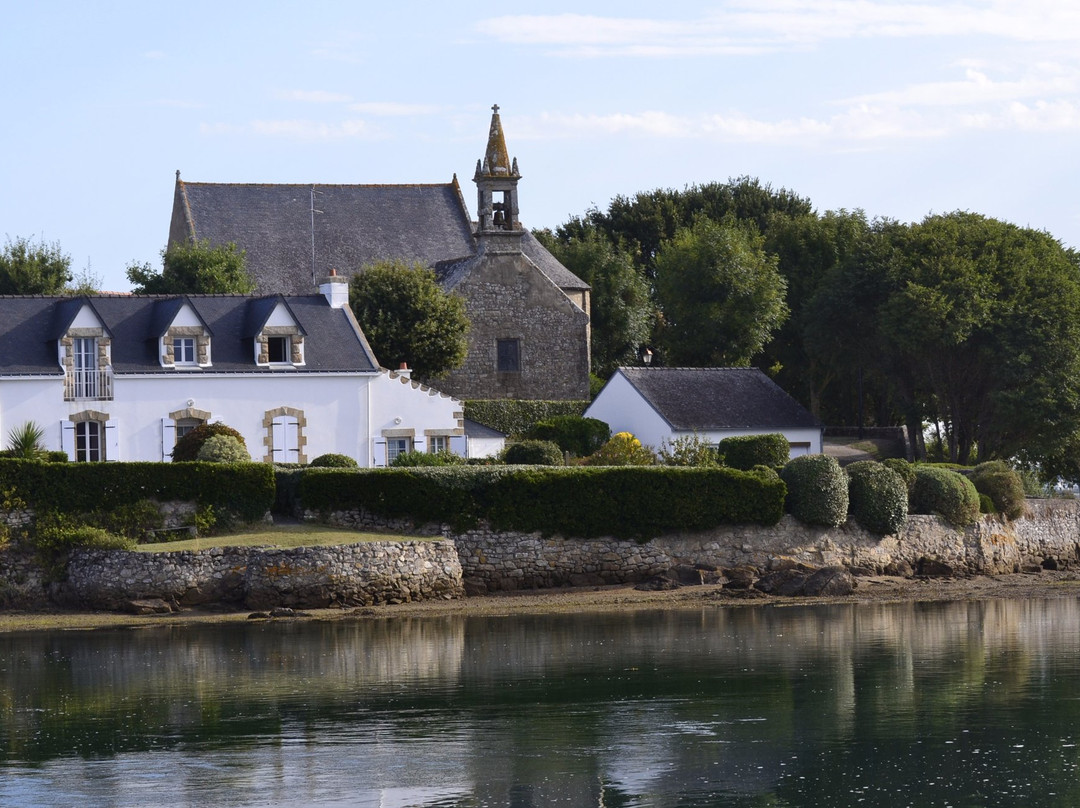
[310, 187, 324, 286]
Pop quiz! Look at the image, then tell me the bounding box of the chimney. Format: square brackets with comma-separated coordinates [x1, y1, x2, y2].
[319, 269, 349, 308]
[396, 362, 412, 379]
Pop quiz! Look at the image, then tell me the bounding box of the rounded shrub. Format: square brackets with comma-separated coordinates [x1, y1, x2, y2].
[196, 434, 251, 463]
[970, 464, 1025, 520]
[309, 453, 359, 468]
[780, 454, 848, 527]
[391, 450, 466, 467]
[526, 415, 611, 458]
[781, 451, 846, 527]
[846, 460, 908, 534]
[501, 440, 564, 466]
[658, 435, 720, 467]
[910, 466, 980, 526]
[882, 458, 916, 493]
[718, 433, 790, 470]
[172, 422, 247, 462]
[585, 432, 656, 466]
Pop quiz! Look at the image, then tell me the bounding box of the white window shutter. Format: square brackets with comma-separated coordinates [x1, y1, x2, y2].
[61, 421, 75, 459]
[271, 417, 286, 462]
[373, 439, 387, 468]
[449, 435, 468, 458]
[105, 420, 119, 462]
[161, 418, 176, 461]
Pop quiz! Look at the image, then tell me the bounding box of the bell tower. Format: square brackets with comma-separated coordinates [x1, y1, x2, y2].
[474, 104, 523, 251]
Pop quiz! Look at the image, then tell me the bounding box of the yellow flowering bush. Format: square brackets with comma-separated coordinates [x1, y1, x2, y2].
[585, 432, 656, 466]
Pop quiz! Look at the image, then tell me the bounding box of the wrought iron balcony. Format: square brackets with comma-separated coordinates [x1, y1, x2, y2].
[64, 368, 113, 401]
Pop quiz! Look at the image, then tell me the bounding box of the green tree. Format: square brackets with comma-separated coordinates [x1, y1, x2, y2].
[654, 218, 788, 366]
[349, 260, 470, 379]
[127, 240, 254, 294]
[535, 227, 653, 378]
[0, 236, 72, 294]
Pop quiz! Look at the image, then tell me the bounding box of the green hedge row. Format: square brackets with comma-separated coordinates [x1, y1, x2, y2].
[296, 465, 786, 540]
[464, 400, 589, 437]
[0, 460, 275, 523]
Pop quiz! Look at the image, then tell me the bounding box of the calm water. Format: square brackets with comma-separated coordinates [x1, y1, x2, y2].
[2, 598, 1080, 807]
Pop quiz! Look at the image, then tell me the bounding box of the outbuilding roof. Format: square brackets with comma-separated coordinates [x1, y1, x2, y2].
[615, 367, 821, 431]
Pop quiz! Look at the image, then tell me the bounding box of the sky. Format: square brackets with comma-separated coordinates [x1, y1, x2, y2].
[2, 0, 1078, 292]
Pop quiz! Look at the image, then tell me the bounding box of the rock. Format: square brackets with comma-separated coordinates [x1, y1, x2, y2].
[916, 557, 955, 578]
[247, 611, 271, 620]
[884, 560, 914, 577]
[849, 565, 878, 577]
[269, 607, 295, 618]
[1042, 557, 1059, 571]
[756, 568, 811, 596]
[802, 567, 856, 597]
[121, 598, 173, 615]
[723, 565, 759, 590]
[635, 573, 680, 591]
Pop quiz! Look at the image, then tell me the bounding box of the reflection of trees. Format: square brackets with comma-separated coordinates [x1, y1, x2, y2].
[2, 600, 1080, 805]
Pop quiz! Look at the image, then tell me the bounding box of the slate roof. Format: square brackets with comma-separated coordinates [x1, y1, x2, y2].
[170, 177, 589, 294]
[0, 295, 378, 376]
[617, 367, 821, 431]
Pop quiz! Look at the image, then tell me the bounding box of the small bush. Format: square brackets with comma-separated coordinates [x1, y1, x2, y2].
[172, 422, 247, 462]
[910, 466, 981, 526]
[31, 514, 136, 554]
[979, 493, 996, 514]
[43, 451, 68, 463]
[846, 461, 908, 534]
[83, 498, 164, 539]
[391, 450, 466, 467]
[718, 434, 790, 470]
[501, 440, 564, 466]
[781, 454, 848, 527]
[971, 464, 1025, 520]
[309, 453, 359, 468]
[882, 458, 916, 493]
[197, 435, 251, 463]
[526, 416, 611, 457]
[586, 432, 656, 466]
[658, 435, 720, 467]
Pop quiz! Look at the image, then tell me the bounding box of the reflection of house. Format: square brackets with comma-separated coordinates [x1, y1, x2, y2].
[585, 367, 823, 457]
[0, 276, 462, 466]
[168, 105, 590, 401]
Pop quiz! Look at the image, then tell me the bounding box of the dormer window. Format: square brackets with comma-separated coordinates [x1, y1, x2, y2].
[175, 337, 197, 365]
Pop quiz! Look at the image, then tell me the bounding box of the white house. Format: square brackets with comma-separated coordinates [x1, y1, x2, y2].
[0, 275, 464, 466]
[584, 367, 823, 458]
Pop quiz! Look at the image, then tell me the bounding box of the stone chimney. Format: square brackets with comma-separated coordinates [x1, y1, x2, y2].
[319, 269, 349, 308]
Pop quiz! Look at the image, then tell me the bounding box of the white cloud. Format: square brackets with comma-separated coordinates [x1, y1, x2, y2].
[477, 2, 1080, 57]
[276, 90, 353, 104]
[348, 102, 443, 116]
[843, 67, 1078, 107]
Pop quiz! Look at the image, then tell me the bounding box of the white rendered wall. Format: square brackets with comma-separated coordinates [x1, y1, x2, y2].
[369, 372, 463, 463]
[583, 372, 672, 449]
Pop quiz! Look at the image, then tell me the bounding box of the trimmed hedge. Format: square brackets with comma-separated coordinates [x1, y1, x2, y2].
[296, 465, 787, 540]
[465, 400, 588, 437]
[526, 416, 611, 457]
[970, 462, 1025, 520]
[910, 466, 981, 526]
[882, 458, 916, 493]
[390, 450, 465, 467]
[172, 422, 247, 462]
[718, 434, 790, 470]
[781, 454, 848, 527]
[309, 453, 358, 468]
[846, 461, 908, 534]
[501, 440, 564, 466]
[0, 459, 275, 524]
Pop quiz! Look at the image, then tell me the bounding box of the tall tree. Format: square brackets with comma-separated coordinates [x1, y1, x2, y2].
[0, 236, 72, 294]
[535, 227, 653, 379]
[349, 260, 470, 379]
[127, 240, 254, 294]
[653, 218, 788, 366]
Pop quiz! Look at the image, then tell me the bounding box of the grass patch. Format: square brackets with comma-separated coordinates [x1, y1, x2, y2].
[136, 523, 435, 553]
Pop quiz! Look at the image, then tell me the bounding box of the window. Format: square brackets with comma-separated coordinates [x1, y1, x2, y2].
[73, 337, 98, 398]
[175, 417, 203, 441]
[267, 336, 290, 363]
[497, 338, 520, 373]
[75, 421, 103, 462]
[428, 435, 447, 454]
[175, 337, 196, 365]
[387, 437, 411, 463]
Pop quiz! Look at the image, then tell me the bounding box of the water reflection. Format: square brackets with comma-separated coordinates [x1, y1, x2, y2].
[1, 599, 1080, 806]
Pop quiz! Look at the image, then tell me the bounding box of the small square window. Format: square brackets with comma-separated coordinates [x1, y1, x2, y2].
[175, 337, 196, 365]
[428, 436, 447, 454]
[497, 338, 520, 373]
[387, 437, 411, 462]
[267, 336, 290, 363]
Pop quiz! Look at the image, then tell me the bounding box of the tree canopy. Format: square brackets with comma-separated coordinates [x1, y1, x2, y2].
[127, 240, 254, 294]
[348, 260, 470, 379]
[0, 236, 72, 294]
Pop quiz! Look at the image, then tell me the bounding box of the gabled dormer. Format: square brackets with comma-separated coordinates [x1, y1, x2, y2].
[50, 297, 114, 401]
[246, 296, 307, 367]
[152, 297, 213, 369]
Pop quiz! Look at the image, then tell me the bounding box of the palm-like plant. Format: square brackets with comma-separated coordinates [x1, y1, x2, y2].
[7, 421, 45, 459]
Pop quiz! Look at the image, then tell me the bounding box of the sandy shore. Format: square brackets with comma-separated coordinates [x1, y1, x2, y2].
[1, 570, 1079, 633]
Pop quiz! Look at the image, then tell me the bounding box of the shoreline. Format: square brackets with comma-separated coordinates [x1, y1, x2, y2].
[1, 570, 1079, 633]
